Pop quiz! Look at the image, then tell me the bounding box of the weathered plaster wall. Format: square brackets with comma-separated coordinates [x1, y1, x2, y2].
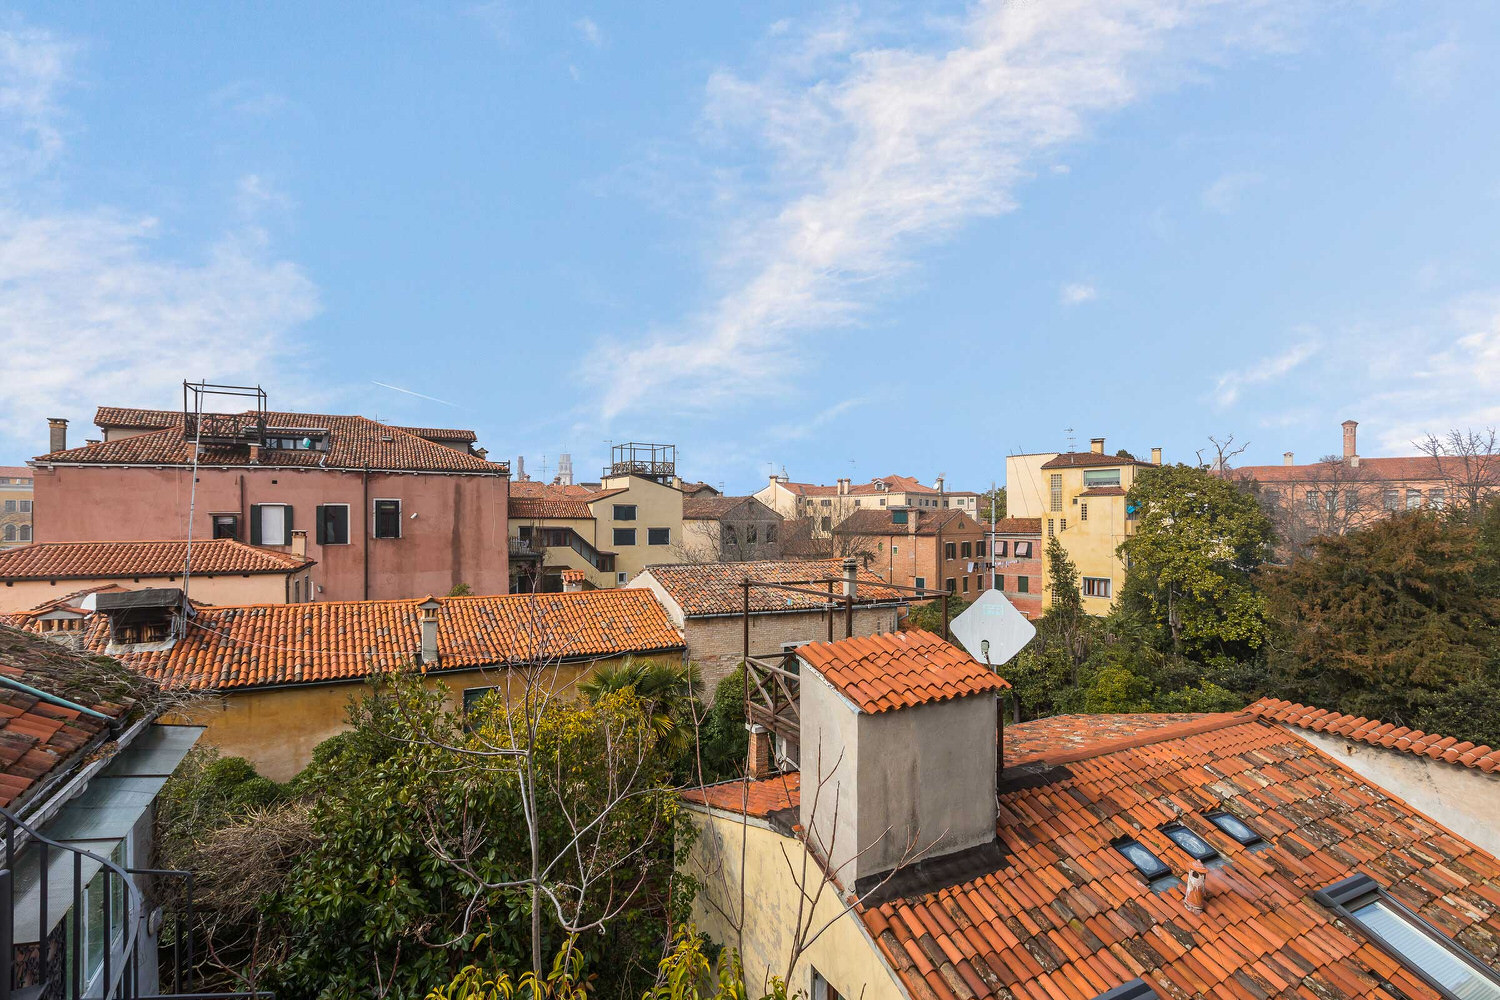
[0, 571, 298, 613]
[683, 808, 908, 1000]
[687, 607, 899, 690]
[1286, 727, 1500, 858]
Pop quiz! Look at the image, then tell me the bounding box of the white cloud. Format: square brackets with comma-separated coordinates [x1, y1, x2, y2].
[208, 80, 287, 118]
[574, 16, 603, 48]
[770, 396, 865, 441]
[1213, 338, 1319, 407]
[1395, 36, 1463, 99]
[590, 0, 1317, 422]
[1060, 282, 1096, 305]
[1201, 170, 1263, 214]
[0, 21, 322, 451]
[0, 22, 74, 175]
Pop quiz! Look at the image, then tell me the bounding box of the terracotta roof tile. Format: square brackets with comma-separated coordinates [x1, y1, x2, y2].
[394, 426, 478, 444]
[0, 626, 136, 810]
[1247, 698, 1500, 774]
[508, 484, 629, 519]
[1003, 714, 1215, 767]
[44, 408, 502, 474]
[99, 588, 684, 691]
[1079, 487, 1128, 497]
[1041, 453, 1155, 470]
[639, 559, 903, 617]
[1230, 456, 1446, 484]
[778, 474, 944, 497]
[866, 714, 1500, 1000]
[682, 496, 761, 520]
[834, 508, 980, 535]
[682, 772, 800, 818]
[798, 630, 1009, 714]
[0, 538, 313, 581]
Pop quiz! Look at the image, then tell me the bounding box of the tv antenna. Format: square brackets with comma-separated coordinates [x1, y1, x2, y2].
[1065, 427, 1076, 452]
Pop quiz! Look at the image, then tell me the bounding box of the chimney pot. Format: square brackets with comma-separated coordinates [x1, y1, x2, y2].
[1283, 451, 1294, 466]
[418, 597, 441, 666]
[842, 556, 858, 598]
[747, 724, 776, 780]
[1150, 447, 1162, 466]
[837, 477, 850, 496]
[1090, 437, 1105, 455]
[47, 417, 67, 454]
[1184, 863, 1208, 913]
[290, 528, 307, 559]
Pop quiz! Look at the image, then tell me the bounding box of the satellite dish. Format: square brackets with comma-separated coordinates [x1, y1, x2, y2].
[949, 589, 1036, 668]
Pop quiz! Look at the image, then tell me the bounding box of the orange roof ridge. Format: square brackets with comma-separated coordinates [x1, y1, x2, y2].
[1004, 711, 1253, 768]
[1247, 697, 1500, 773]
[798, 629, 1009, 714]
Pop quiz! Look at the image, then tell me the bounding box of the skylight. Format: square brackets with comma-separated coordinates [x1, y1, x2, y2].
[1162, 824, 1219, 862]
[1091, 980, 1161, 1000]
[1114, 839, 1170, 881]
[1206, 811, 1264, 846]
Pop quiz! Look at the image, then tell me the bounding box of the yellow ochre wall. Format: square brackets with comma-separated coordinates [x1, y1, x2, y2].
[682, 807, 908, 1000]
[594, 475, 686, 582]
[168, 655, 638, 780]
[1041, 461, 1148, 614]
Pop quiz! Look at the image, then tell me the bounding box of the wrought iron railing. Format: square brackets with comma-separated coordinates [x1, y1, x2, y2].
[0, 806, 269, 1000]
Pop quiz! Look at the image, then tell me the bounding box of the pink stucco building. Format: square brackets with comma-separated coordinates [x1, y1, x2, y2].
[30, 406, 510, 602]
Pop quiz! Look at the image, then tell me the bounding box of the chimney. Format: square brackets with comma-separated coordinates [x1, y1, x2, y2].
[248, 443, 261, 465]
[1342, 420, 1358, 462]
[475, 447, 488, 460]
[747, 724, 776, 780]
[417, 597, 441, 667]
[842, 556, 858, 598]
[837, 477, 850, 496]
[1283, 451, 1294, 466]
[935, 476, 945, 494]
[1183, 863, 1208, 913]
[290, 529, 307, 559]
[47, 418, 67, 453]
[1151, 447, 1162, 466]
[1090, 437, 1105, 455]
[907, 508, 919, 536]
[85, 438, 100, 447]
[561, 569, 585, 593]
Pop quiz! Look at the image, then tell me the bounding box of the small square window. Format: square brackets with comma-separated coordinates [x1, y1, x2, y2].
[613, 527, 636, 546]
[648, 527, 670, 545]
[211, 514, 240, 540]
[374, 499, 401, 539]
[945, 577, 956, 593]
[613, 504, 637, 521]
[1014, 541, 1031, 558]
[1017, 576, 1029, 593]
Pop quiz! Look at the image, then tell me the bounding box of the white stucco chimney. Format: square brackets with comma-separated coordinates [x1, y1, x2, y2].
[47, 417, 67, 454]
[418, 597, 441, 666]
[290, 529, 307, 559]
[1090, 437, 1105, 455]
[1151, 447, 1162, 465]
[837, 477, 850, 496]
[842, 557, 858, 598]
[1284, 451, 1295, 466]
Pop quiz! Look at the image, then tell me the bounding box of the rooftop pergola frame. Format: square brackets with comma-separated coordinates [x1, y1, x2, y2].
[739, 575, 950, 756]
[181, 381, 269, 446]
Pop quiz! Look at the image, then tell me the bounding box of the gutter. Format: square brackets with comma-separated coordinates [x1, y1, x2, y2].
[683, 600, 907, 621]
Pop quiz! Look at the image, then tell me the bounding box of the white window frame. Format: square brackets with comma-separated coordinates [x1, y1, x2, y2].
[1082, 577, 1112, 599]
[373, 498, 402, 539]
[255, 503, 291, 546]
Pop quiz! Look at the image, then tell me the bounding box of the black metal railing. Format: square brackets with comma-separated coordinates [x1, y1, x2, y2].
[0, 807, 269, 1000]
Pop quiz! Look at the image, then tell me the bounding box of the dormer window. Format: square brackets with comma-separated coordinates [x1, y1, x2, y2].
[1207, 811, 1265, 847]
[1162, 824, 1219, 862]
[1114, 838, 1171, 882]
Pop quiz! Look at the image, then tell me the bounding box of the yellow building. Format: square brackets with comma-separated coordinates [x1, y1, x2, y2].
[1034, 438, 1162, 614]
[0, 466, 34, 548]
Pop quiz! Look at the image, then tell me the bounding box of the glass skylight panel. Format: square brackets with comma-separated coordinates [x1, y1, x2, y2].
[1114, 839, 1170, 881]
[1206, 811, 1264, 846]
[1162, 824, 1219, 861]
[1351, 897, 1500, 1000]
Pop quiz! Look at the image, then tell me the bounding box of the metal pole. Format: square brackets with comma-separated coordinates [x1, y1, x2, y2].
[72, 854, 82, 1000]
[185, 872, 195, 991]
[0, 868, 11, 1000]
[741, 580, 751, 727]
[990, 479, 998, 592]
[941, 592, 950, 641]
[38, 840, 46, 993]
[844, 592, 853, 639]
[103, 869, 112, 997]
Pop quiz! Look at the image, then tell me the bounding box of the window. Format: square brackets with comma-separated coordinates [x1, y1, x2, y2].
[614, 527, 637, 546]
[18, 500, 30, 513]
[1016, 576, 1029, 593]
[18, 525, 30, 542]
[995, 575, 1005, 590]
[765, 523, 776, 542]
[1114, 838, 1171, 882]
[1316, 874, 1500, 1000]
[2, 500, 12, 511]
[1326, 491, 1338, 512]
[960, 541, 972, 558]
[374, 499, 402, 539]
[1081, 502, 1088, 521]
[945, 542, 956, 560]
[1047, 519, 1054, 538]
[891, 545, 898, 554]
[914, 576, 926, 591]
[613, 504, 637, 521]
[995, 540, 1008, 557]
[1206, 811, 1265, 846]
[820, 499, 832, 507]
[811, 968, 846, 1000]
[211, 513, 239, 539]
[1014, 541, 1032, 558]
[1161, 824, 1219, 862]
[1049, 474, 1063, 511]
[879, 498, 887, 506]
[1346, 490, 1361, 514]
[317, 504, 350, 545]
[617, 572, 628, 584]
[961, 577, 969, 593]
[820, 516, 831, 531]
[977, 540, 987, 557]
[1082, 577, 1112, 599]
[1305, 490, 1320, 511]
[4, 524, 18, 542]
[1384, 488, 1401, 511]
[648, 527, 670, 545]
[1083, 469, 1121, 488]
[1060, 518, 1067, 532]
[891, 509, 907, 524]
[1407, 488, 1423, 509]
[945, 577, 956, 593]
[250, 503, 293, 545]
[1430, 488, 1446, 509]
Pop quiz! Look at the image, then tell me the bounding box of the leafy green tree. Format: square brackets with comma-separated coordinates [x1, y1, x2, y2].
[906, 595, 968, 633]
[978, 487, 1006, 523]
[582, 658, 704, 756]
[1261, 509, 1500, 742]
[696, 666, 749, 784]
[1041, 535, 1086, 675]
[1117, 464, 1272, 658]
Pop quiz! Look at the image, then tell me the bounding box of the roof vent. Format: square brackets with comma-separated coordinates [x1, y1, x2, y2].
[1183, 862, 1208, 913]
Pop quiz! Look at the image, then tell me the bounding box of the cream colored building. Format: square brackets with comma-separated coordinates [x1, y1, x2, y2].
[1033, 438, 1162, 614]
[0, 466, 34, 549]
[754, 474, 963, 537]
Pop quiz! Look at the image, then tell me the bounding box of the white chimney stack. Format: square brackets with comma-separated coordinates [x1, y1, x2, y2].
[418, 597, 441, 666]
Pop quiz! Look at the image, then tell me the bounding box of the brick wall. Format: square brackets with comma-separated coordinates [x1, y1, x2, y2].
[688, 606, 901, 689]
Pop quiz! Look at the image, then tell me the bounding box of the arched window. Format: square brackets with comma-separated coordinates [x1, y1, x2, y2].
[2, 525, 14, 541]
[18, 525, 30, 542]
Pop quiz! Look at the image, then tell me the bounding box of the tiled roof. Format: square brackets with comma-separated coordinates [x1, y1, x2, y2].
[23, 586, 127, 617]
[0, 466, 33, 480]
[101, 588, 684, 691]
[1231, 455, 1446, 484]
[508, 484, 628, 520]
[682, 773, 800, 819]
[778, 474, 942, 498]
[833, 509, 978, 536]
[93, 407, 177, 430]
[0, 539, 313, 581]
[1079, 486, 1128, 497]
[509, 498, 595, 519]
[0, 626, 138, 811]
[1248, 697, 1500, 773]
[41, 409, 503, 474]
[683, 496, 759, 520]
[677, 481, 720, 497]
[1041, 452, 1153, 470]
[798, 630, 1009, 714]
[510, 482, 599, 499]
[394, 426, 477, 444]
[865, 713, 1500, 1000]
[639, 559, 903, 617]
[1002, 713, 1213, 766]
[990, 517, 1042, 535]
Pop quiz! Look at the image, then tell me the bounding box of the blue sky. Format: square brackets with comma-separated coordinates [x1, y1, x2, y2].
[2, 1, 1498, 493]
